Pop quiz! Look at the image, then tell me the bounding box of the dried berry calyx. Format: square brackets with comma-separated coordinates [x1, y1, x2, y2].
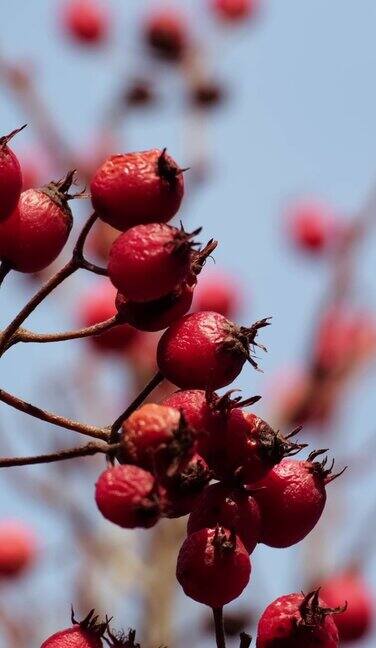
[41, 170, 82, 221]
[212, 525, 236, 555]
[157, 147, 189, 184]
[220, 317, 271, 370]
[104, 628, 141, 648]
[168, 457, 212, 493]
[308, 449, 347, 484]
[0, 124, 27, 148]
[257, 423, 307, 465]
[298, 589, 347, 629]
[190, 238, 218, 275]
[71, 608, 111, 637]
[166, 223, 202, 256]
[163, 414, 195, 477]
[206, 389, 262, 415]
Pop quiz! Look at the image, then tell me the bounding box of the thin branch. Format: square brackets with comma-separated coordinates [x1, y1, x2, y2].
[110, 371, 165, 438]
[13, 316, 120, 346]
[0, 212, 98, 355]
[0, 388, 109, 440]
[212, 608, 226, 648]
[0, 441, 120, 468]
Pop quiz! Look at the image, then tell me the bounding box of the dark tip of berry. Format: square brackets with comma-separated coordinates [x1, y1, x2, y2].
[170, 457, 212, 494]
[168, 223, 202, 256]
[0, 123, 27, 148]
[157, 148, 189, 184]
[212, 525, 236, 555]
[299, 589, 347, 627]
[104, 628, 141, 648]
[164, 414, 194, 476]
[191, 239, 218, 275]
[220, 318, 271, 372]
[239, 632, 253, 648]
[257, 421, 307, 466]
[206, 388, 262, 416]
[71, 607, 111, 637]
[308, 449, 347, 484]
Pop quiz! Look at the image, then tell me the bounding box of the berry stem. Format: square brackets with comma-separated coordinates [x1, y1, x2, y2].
[0, 212, 99, 355]
[0, 441, 121, 468]
[110, 371, 165, 438]
[239, 632, 252, 648]
[0, 388, 109, 440]
[9, 315, 121, 347]
[212, 607, 227, 648]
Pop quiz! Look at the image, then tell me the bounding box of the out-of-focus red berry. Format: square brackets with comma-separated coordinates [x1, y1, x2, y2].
[79, 281, 138, 353]
[287, 200, 337, 253]
[211, 0, 258, 22]
[144, 10, 189, 62]
[0, 520, 37, 578]
[62, 0, 109, 45]
[91, 149, 185, 232]
[194, 271, 242, 318]
[320, 570, 373, 642]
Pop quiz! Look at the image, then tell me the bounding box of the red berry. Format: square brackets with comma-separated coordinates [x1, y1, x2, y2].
[41, 609, 107, 648]
[0, 171, 75, 273]
[157, 312, 270, 390]
[256, 590, 344, 648]
[176, 526, 251, 607]
[121, 403, 192, 473]
[144, 10, 189, 62]
[115, 280, 195, 332]
[80, 281, 138, 353]
[0, 126, 24, 221]
[0, 520, 37, 578]
[254, 452, 345, 548]
[108, 223, 198, 302]
[215, 409, 306, 483]
[160, 452, 212, 518]
[195, 271, 241, 318]
[90, 149, 184, 231]
[212, 0, 258, 22]
[187, 483, 261, 553]
[319, 570, 373, 642]
[95, 465, 160, 529]
[287, 200, 336, 253]
[63, 0, 109, 45]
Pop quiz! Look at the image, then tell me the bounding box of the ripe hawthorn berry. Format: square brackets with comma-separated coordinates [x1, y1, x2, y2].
[157, 311, 270, 390]
[287, 200, 337, 254]
[187, 482, 261, 553]
[80, 281, 138, 353]
[160, 452, 212, 518]
[176, 526, 251, 607]
[195, 270, 241, 318]
[0, 171, 75, 273]
[108, 223, 200, 303]
[0, 520, 37, 578]
[319, 570, 373, 642]
[121, 403, 192, 474]
[95, 465, 160, 529]
[214, 409, 306, 484]
[212, 0, 258, 22]
[41, 609, 108, 648]
[0, 125, 25, 221]
[90, 148, 185, 231]
[254, 451, 346, 548]
[63, 0, 109, 45]
[144, 10, 188, 62]
[115, 240, 217, 332]
[256, 589, 345, 648]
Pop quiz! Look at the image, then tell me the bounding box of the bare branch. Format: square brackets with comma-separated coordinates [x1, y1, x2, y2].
[110, 371, 164, 439]
[12, 316, 120, 346]
[0, 441, 120, 468]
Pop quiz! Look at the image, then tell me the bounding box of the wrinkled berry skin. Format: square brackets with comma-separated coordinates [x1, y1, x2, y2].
[254, 458, 328, 548]
[176, 527, 251, 607]
[256, 592, 340, 648]
[95, 465, 160, 529]
[212, 0, 257, 22]
[157, 311, 252, 389]
[63, 0, 109, 45]
[145, 10, 188, 62]
[187, 483, 261, 553]
[320, 571, 373, 642]
[80, 281, 138, 353]
[0, 137, 22, 221]
[0, 521, 37, 578]
[41, 626, 103, 648]
[116, 280, 194, 332]
[91, 149, 184, 231]
[108, 224, 192, 302]
[160, 453, 211, 518]
[121, 403, 184, 472]
[0, 188, 72, 272]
